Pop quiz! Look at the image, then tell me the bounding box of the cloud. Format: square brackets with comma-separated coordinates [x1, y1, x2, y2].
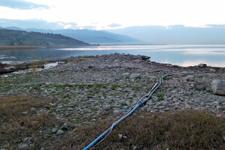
[0, 0, 48, 9]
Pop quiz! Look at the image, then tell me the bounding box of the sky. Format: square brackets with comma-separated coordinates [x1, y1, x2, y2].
[0, 0, 225, 29]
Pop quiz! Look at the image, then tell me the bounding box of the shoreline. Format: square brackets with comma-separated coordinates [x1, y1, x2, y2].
[0, 54, 224, 76]
[0, 45, 94, 50]
[0, 45, 41, 50]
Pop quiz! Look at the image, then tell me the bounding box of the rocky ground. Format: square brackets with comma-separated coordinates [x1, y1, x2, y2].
[1, 54, 225, 149]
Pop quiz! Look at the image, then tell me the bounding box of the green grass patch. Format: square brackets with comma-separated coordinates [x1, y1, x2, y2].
[157, 91, 165, 101]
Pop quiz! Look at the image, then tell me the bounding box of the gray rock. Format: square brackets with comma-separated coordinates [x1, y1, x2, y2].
[140, 56, 150, 61]
[113, 109, 122, 114]
[56, 129, 64, 135]
[118, 134, 123, 140]
[132, 146, 138, 150]
[183, 75, 194, 82]
[18, 143, 29, 150]
[122, 73, 130, 76]
[194, 82, 206, 91]
[118, 133, 127, 141]
[61, 122, 74, 131]
[130, 73, 141, 80]
[197, 64, 207, 68]
[209, 68, 216, 72]
[212, 80, 225, 96]
[51, 128, 58, 133]
[21, 111, 28, 115]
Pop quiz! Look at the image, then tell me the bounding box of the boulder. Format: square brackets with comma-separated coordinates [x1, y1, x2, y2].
[211, 80, 225, 96]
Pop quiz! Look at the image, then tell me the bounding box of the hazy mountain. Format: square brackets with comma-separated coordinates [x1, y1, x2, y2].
[55, 29, 140, 44]
[0, 19, 140, 44]
[0, 28, 89, 47]
[110, 25, 225, 44]
[28, 29, 140, 44]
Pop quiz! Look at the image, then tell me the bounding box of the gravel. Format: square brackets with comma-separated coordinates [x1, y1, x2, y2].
[1, 54, 225, 126]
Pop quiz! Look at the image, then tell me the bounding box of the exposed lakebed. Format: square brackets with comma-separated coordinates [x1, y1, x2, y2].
[1, 54, 225, 149]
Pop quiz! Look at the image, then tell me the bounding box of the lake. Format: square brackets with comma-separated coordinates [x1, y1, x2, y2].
[0, 45, 225, 67]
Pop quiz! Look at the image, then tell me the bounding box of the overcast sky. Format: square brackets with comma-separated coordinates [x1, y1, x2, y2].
[1, 0, 225, 29]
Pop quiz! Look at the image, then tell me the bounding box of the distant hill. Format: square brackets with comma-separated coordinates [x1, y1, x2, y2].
[27, 29, 140, 44]
[0, 28, 89, 47]
[53, 29, 140, 44]
[0, 19, 140, 44]
[110, 25, 225, 44]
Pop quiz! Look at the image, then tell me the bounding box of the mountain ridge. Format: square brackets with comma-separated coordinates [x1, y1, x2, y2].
[0, 28, 89, 48]
[25, 28, 140, 44]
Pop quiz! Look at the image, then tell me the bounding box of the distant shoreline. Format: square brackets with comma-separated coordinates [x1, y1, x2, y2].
[0, 45, 93, 50]
[0, 46, 40, 50]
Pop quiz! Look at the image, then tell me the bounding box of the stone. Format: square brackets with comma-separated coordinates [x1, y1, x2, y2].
[56, 129, 64, 135]
[118, 134, 127, 141]
[51, 128, 58, 133]
[18, 143, 29, 150]
[61, 122, 74, 131]
[183, 75, 194, 82]
[122, 73, 130, 76]
[197, 63, 207, 68]
[113, 109, 121, 114]
[30, 107, 37, 114]
[140, 56, 150, 61]
[194, 82, 206, 91]
[209, 68, 216, 72]
[21, 111, 28, 115]
[118, 134, 123, 140]
[130, 73, 141, 80]
[212, 80, 225, 96]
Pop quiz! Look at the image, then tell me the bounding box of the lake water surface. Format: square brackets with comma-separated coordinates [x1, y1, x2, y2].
[1, 45, 225, 67]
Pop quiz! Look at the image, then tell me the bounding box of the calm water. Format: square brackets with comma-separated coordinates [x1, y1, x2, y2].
[1, 45, 225, 67]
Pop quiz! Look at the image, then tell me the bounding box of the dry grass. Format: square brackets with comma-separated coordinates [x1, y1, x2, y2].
[55, 110, 225, 150]
[1, 96, 225, 149]
[0, 96, 59, 149]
